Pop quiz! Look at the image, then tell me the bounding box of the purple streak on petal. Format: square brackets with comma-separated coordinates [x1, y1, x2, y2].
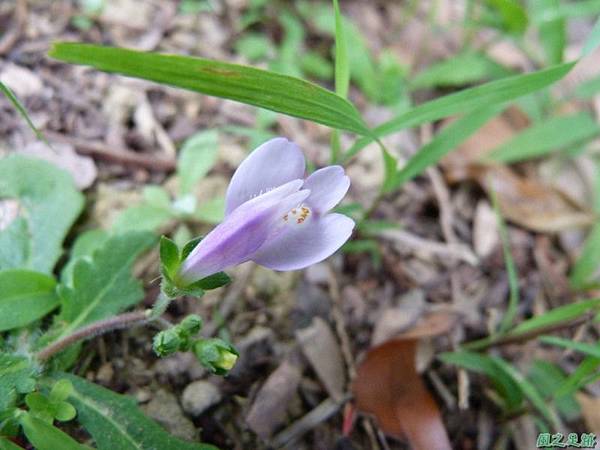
[251, 213, 355, 271]
[303, 166, 350, 213]
[179, 180, 309, 283]
[225, 137, 305, 216]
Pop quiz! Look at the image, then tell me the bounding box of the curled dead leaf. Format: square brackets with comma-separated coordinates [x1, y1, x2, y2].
[353, 340, 451, 450]
[478, 166, 594, 232]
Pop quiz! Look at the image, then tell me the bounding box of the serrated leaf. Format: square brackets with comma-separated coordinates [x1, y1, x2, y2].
[0, 270, 59, 331]
[48, 374, 216, 450]
[343, 62, 575, 161]
[60, 229, 110, 284]
[20, 414, 86, 450]
[0, 155, 84, 273]
[178, 130, 219, 195]
[49, 42, 370, 135]
[486, 112, 600, 163]
[0, 354, 37, 411]
[47, 232, 155, 346]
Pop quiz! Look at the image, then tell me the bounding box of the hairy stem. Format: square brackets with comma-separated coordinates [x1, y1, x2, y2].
[36, 310, 151, 362]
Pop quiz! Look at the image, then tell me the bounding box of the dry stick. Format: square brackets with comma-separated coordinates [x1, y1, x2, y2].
[44, 131, 176, 171]
[36, 310, 151, 362]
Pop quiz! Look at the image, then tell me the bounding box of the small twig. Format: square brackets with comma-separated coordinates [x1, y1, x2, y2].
[36, 310, 151, 362]
[45, 131, 176, 171]
[327, 263, 356, 380]
[203, 264, 255, 337]
[272, 396, 350, 448]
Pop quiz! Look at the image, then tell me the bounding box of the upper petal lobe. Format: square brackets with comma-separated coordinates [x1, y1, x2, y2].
[225, 138, 305, 215]
[303, 166, 350, 213]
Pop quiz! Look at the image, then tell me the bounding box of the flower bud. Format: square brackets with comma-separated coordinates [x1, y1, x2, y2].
[152, 329, 181, 357]
[193, 338, 239, 375]
[179, 314, 203, 336]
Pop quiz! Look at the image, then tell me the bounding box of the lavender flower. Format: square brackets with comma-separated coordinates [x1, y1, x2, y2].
[177, 137, 354, 284]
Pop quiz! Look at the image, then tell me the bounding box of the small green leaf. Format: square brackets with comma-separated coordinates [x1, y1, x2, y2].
[0, 270, 59, 331]
[508, 298, 600, 337]
[142, 186, 171, 209]
[159, 236, 180, 280]
[54, 402, 77, 422]
[487, 0, 528, 34]
[47, 374, 217, 450]
[20, 414, 86, 450]
[486, 112, 600, 163]
[50, 379, 73, 402]
[181, 237, 203, 261]
[189, 272, 231, 291]
[49, 42, 370, 135]
[539, 335, 600, 358]
[0, 155, 84, 273]
[178, 130, 219, 195]
[112, 204, 173, 233]
[60, 230, 110, 286]
[195, 197, 225, 224]
[556, 355, 600, 397]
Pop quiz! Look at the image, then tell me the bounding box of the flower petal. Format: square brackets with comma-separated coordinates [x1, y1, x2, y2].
[303, 166, 350, 213]
[251, 213, 355, 271]
[179, 180, 308, 282]
[225, 138, 305, 215]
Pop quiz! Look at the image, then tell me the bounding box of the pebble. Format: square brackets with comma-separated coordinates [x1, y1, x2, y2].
[181, 380, 222, 417]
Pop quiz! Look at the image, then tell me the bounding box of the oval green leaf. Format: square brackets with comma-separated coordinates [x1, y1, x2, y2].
[0, 269, 58, 331]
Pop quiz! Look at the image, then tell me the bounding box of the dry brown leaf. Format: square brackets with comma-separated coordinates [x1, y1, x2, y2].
[577, 393, 600, 434]
[440, 109, 594, 233]
[295, 317, 346, 402]
[245, 358, 303, 439]
[478, 166, 594, 232]
[353, 340, 451, 450]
